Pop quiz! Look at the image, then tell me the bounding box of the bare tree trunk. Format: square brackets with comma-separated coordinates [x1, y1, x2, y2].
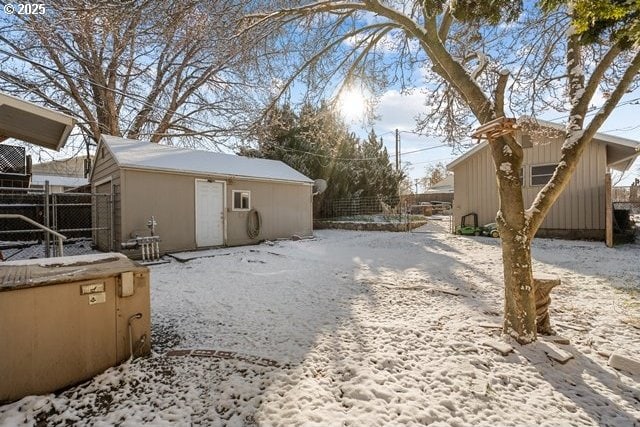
[488, 134, 537, 343]
[500, 234, 536, 342]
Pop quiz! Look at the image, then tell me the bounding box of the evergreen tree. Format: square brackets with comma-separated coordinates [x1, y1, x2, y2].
[242, 104, 403, 215]
[357, 130, 402, 200]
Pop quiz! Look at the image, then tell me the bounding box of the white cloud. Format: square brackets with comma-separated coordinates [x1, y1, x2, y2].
[375, 89, 425, 131]
[364, 88, 458, 183]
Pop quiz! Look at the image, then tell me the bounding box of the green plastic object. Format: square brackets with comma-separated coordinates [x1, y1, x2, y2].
[455, 214, 500, 238]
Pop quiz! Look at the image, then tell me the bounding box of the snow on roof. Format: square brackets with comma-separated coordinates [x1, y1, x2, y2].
[426, 175, 454, 193]
[31, 174, 88, 188]
[2, 252, 127, 267]
[101, 135, 313, 184]
[447, 120, 640, 171]
[536, 119, 640, 149]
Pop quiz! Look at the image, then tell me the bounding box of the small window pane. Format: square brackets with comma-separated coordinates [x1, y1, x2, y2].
[233, 191, 250, 210]
[531, 164, 557, 186]
[531, 175, 551, 186]
[532, 165, 556, 175]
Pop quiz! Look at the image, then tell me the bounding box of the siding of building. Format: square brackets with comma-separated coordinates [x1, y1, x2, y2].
[32, 156, 90, 177]
[91, 144, 121, 249]
[119, 170, 195, 252]
[119, 169, 313, 253]
[225, 179, 313, 246]
[451, 136, 607, 238]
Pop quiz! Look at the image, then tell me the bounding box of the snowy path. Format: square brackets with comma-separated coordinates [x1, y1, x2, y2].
[1, 224, 639, 426]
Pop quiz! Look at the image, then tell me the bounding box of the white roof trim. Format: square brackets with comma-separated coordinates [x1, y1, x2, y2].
[608, 152, 639, 172]
[447, 142, 488, 170]
[120, 165, 315, 186]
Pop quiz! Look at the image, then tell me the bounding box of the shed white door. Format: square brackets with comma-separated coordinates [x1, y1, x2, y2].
[195, 180, 224, 247]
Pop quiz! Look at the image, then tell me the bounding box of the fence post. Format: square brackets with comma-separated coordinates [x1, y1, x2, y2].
[109, 192, 114, 252]
[605, 173, 613, 248]
[52, 193, 58, 232]
[44, 181, 50, 258]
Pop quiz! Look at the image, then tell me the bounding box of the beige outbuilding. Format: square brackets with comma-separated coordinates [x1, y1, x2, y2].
[447, 120, 640, 240]
[90, 136, 313, 255]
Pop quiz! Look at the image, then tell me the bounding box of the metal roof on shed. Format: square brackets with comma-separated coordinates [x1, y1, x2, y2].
[100, 135, 313, 184]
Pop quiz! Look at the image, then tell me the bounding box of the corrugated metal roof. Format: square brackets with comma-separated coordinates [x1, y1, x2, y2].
[101, 135, 313, 184]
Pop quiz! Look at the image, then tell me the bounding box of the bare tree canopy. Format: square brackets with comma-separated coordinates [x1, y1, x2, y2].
[421, 162, 448, 189]
[241, 0, 640, 343]
[0, 0, 263, 152]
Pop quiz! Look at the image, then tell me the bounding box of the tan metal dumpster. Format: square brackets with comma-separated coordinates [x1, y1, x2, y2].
[0, 253, 151, 403]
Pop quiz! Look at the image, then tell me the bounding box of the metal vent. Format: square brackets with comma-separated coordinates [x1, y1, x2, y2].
[0, 145, 26, 174]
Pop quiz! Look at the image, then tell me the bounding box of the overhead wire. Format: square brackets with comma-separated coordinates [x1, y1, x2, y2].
[546, 96, 640, 123]
[0, 48, 240, 141]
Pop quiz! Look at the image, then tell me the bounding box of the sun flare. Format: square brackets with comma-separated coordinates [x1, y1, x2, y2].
[338, 87, 367, 121]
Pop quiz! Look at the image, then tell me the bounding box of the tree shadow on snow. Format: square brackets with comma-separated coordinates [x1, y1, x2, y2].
[518, 343, 640, 425]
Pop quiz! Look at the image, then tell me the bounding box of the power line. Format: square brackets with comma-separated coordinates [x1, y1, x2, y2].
[401, 144, 448, 155]
[602, 123, 640, 133]
[406, 156, 457, 167]
[0, 48, 236, 140]
[263, 144, 387, 161]
[546, 96, 640, 123]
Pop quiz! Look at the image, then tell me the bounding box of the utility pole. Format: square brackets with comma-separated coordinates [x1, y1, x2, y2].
[414, 179, 419, 195]
[395, 129, 399, 171]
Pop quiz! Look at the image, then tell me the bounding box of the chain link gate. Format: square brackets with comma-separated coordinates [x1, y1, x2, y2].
[0, 185, 112, 261]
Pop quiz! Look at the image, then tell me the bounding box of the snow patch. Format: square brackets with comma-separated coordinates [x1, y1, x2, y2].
[499, 162, 512, 173]
[2, 252, 127, 267]
[524, 207, 539, 221]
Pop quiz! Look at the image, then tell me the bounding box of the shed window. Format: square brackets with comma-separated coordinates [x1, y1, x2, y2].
[530, 164, 557, 186]
[232, 190, 250, 211]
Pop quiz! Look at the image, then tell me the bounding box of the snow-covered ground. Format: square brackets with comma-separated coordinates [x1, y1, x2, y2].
[1, 221, 639, 426]
[1, 238, 98, 261]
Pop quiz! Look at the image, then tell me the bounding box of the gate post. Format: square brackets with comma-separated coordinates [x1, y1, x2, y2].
[44, 181, 50, 258]
[605, 173, 613, 248]
[109, 192, 114, 252]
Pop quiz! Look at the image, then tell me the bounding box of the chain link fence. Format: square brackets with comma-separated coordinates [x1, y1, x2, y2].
[317, 194, 403, 220]
[315, 194, 452, 233]
[613, 186, 640, 212]
[612, 185, 640, 240]
[0, 185, 111, 261]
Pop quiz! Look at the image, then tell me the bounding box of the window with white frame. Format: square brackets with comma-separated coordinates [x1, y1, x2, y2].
[530, 164, 557, 186]
[232, 190, 250, 211]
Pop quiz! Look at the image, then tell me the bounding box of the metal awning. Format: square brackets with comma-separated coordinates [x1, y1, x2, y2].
[0, 92, 75, 151]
